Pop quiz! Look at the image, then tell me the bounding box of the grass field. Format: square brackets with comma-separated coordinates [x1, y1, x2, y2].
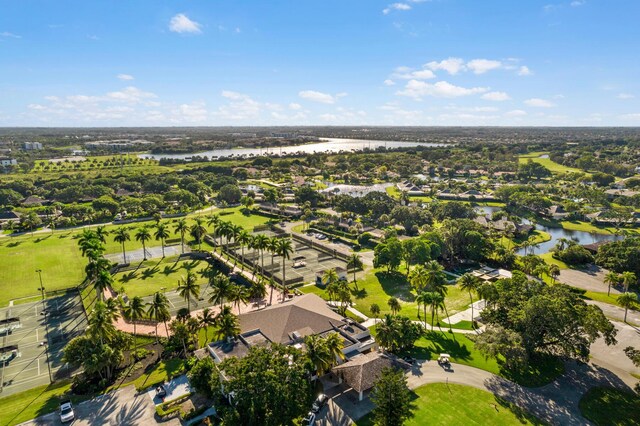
[300, 268, 471, 325]
[0, 206, 270, 307]
[0, 380, 88, 426]
[579, 387, 640, 426]
[518, 152, 585, 175]
[356, 383, 543, 426]
[114, 258, 209, 299]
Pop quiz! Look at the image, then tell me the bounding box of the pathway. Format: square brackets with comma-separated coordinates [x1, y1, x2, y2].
[442, 299, 486, 324]
[587, 300, 640, 326]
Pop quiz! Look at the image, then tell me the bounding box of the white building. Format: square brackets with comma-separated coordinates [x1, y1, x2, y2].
[23, 142, 43, 150]
[0, 158, 17, 167]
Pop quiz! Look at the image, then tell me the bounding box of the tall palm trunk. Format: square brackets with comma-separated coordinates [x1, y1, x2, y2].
[161, 238, 165, 258]
[121, 241, 127, 264]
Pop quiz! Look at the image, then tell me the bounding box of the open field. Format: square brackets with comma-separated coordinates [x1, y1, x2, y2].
[0, 207, 270, 307]
[301, 269, 471, 324]
[356, 383, 543, 426]
[114, 258, 209, 299]
[518, 152, 585, 174]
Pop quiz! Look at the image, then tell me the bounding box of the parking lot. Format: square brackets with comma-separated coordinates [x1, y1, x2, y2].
[0, 293, 85, 397]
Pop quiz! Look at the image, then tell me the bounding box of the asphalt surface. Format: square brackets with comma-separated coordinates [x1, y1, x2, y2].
[1, 294, 85, 397]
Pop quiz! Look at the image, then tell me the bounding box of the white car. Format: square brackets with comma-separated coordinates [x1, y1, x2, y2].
[303, 411, 316, 425]
[59, 400, 75, 423]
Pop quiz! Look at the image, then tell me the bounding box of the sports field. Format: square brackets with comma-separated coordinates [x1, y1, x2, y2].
[0, 207, 270, 307]
[518, 152, 585, 175]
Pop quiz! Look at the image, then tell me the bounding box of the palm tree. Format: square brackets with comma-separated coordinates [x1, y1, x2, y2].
[304, 334, 332, 376]
[347, 254, 363, 290]
[174, 219, 189, 254]
[387, 297, 401, 315]
[429, 292, 445, 332]
[154, 222, 170, 258]
[236, 230, 251, 270]
[214, 306, 240, 341]
[275, 238, 294, 302]
[124, 296, 146, 350]
[617, 292, 638, 323]
[548, 264, 561, 283]
[604, 271, 620, 296]
[458, 274, 480, 328]
[198, 307, 216, 344]
[249, 280, 267, 304]
[408, 264, 428, 292]
[113, 227, 131, 264]
[415, 292, 430, 329]
[228, 224, 243, 261]
[370, 303, 380, 323]
[228, 284, 250, 315]
[177, 270, 200, 313]
[208, 275, 233, 308]
[93, 269, 113, 302]
[424, 260, 448, 296]
[147, 292, 171, 343]
[253, 233, 270, 279]
[375, 314, 397, 350]
[87, 300, 119, 345]
[77, 230, 102, 257]
[207, 214, 221, 246]
[267, 277, 277, 306]
[190, 218, 207, 251]
[323, 269, 340, 300]
[135, 226, 152, 261]
[621, 271, 637, 292]
[95, 226, 109, 244]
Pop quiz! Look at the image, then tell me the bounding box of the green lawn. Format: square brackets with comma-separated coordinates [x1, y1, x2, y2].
[111, 358, 188, 392]
[0, 206, 269, 307]
[356, 383, 544, 426]
[406, 331, 501, 375]
[518, 153, 585, 175]
[114, 258, 209, 299]
[301, 269, 471, 326]
[579, 387, 640, 426]
[0, 380, 89, 426]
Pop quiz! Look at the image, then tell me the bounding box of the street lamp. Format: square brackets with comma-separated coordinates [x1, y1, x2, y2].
[35, 269, 53, 382]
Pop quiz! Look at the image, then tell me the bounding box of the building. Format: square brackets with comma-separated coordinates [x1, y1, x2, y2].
[0, 158, 17, 167]
[471, 266, 512, 283]
[205, 294, 376, 363]
[23, 142, 43, 150]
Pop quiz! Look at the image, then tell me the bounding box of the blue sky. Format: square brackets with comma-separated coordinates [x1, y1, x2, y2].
[1, 0, 639, 126]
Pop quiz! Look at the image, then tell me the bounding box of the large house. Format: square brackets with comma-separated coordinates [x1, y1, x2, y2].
[206, 294, 376, 363]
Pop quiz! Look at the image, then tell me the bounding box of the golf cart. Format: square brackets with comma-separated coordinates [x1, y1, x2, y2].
[437, 353, 451, 366]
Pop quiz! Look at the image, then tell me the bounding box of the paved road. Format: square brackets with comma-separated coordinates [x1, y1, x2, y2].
[19, 385, 180, 426]
[558, 266, 623, 295]
[587, 300, 640, 326]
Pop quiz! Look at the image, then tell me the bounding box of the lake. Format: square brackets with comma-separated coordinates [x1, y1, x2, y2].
[474, 206, 623, 255]
[140, 137, 447, 160]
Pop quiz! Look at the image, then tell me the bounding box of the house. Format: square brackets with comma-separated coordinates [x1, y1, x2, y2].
[332, 351, 410, 401]
[474, 215, 532, 236]
[0, 158, 17, 167]
[547, 205, 570, 219]
[604, 189, 639, 199]
[205, 294, 376, 363]
[21, 195, 48, 207]
[471, 266, 512, 283]
[23, 142, 43, 150]
[258, 202, 302, 218]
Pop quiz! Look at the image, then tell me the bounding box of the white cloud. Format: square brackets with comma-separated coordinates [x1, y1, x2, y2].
[106, 86, 157, 103]
[482, 91, 511, 101]
[524, 98, 555, 108]
[617, 93, 635, 99]
[505, 109, 527, 117]
[383, 3, 412, 14]
[288, 103, 302, 110]
[425, 57, 466, 75]
[117, 74, 134, 81]
[0, 31, 21, 38]
[571, 0, 586, 6]
[620, 113, 640, 120]
[518, 66, 533, 76]
[169, 14, 202, 34]
[299, 90, 339, 104]
[217, 91, 261, 120]
[397, 80, 488, 99]
[467, 59, 502, 74]
[174, 102, 208, 123]
[384, 79, 396, 86]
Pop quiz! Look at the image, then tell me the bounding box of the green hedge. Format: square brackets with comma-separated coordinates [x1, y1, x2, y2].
[155, 392, 193, 418]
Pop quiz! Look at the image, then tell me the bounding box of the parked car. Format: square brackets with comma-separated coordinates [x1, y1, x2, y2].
[311, 394, 329, 413]
[303, 411, 316, 425]
[59, 400, 75, 423]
